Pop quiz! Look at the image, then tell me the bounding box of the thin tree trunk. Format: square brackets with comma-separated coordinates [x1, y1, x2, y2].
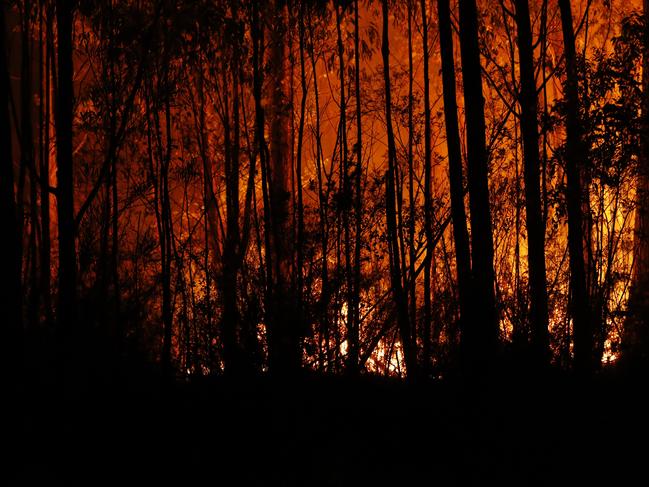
[335, 1, 355, 375]
[55, 0, 77, 348]
[381, 0, 417, 378]
[196, 62, 222, 268]
[558, 0, 593, 374]
[40, 2, 52, 327]
[408, 0, 421, 371]
[308, 10, 330, 371]
[161, 95, 174, 377]
[220, 52, 237, 373]
[221, 11, 246, 373]
[624, 0, 649, 363]
[251, 0, 275, 372]
[422, 0, 438, 376]
[514, 0, 550, 367]
[296, 0, 307, 369]
[111, 135, 121, 351]
[21, 0, 39, 331]
[437, 0, 472, 354]
[145, 69, 174, 378]
[267, 0, 298, 374]
[351, 0, 363, 375]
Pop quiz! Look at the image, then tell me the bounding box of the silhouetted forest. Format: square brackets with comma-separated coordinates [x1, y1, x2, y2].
[6, 0, 649, 484]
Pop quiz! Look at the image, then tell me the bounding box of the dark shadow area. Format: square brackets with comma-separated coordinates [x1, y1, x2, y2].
[21, 366, 649, 486]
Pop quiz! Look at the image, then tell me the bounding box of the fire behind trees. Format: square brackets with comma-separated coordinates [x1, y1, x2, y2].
[7, 0, 649, 483]
[4, 0, 649, 381]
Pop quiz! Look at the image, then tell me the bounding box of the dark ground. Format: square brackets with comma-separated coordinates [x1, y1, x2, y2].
[20, 367, 649, 486]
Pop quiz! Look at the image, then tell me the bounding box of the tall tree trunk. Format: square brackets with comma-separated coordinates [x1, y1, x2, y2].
[194, 58, 217, 368]
[308, 10, 330, 371]
[251, 0, 277, 372]
[40, 2, 52, 327]
[145, 71, 174, 378]
[457, 0, 498, 366]
[408, 0, 421, 372]
[55, 0, 77, 348]
[335, 1, 355, 375]
[558, 0, 593, 374]
[514, 0, 550, 367]
[197, 63, 222, 274]
[295, 0, 307, 370]
[21, 0, 39, 331]
[1, 0, 23, 376]
[381, 0, 418, 378]
[105, 7, 122, 357]
[221, 12, 246, 373]
[437, 0, 472, 353]
[267, 0, 298, 374]
[624, 0, 649, 364]
[351, 0, 363, 375]
[111, 136, 121, 351]
[155, 92, 174, 378]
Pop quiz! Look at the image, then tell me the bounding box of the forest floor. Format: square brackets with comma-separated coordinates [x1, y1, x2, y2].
[21, 367, 649, 486]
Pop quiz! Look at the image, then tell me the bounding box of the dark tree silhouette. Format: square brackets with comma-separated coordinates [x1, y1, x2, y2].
[559, 0, 593, 374]
[1, 0, 22, 368]
[12, 2, 649, 481]
[419, 0, 434, 375]
[267, 0, 299, 374]
[437, 0, 472, 357]
[39, 2, 53, 328]
[458, 0, 499, 366]
[55, 0, 78, 356]
[514, 0, 550, 366]
[381, 0, 417, 378]
[625, 0, 649, 364]
[350, 0, 363, 375]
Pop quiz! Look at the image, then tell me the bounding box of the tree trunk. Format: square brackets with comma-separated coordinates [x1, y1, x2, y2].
[308, 10, 330, 371]
[514, 0, 550, 367]
[295, 0, 307, 371]
[381, 0, 418, 378]
[409, 0, 423, 373]
[1, 0, 23, 374]
[40, 2, 52, 327]
[160, 96, 174, 378]
[251, 1, 277, 373]
[334, 1, 356, 375]
[351, 0, 363, 375]
[55, 0, 77, 346]
[267, 0, 299, 375]
[437, 0, 472, 354]
[558, 0, 593, 374]
[145, 75, 174, 377]
[624, 0, 649, 364]
[458, 0, 498, 366]
[21, 0, 39, 331]
[220, 64, 238, 374]
[221, 12, 247, 373]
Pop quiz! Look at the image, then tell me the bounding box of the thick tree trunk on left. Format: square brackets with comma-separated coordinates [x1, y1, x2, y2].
[1, 1, 22, 372]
